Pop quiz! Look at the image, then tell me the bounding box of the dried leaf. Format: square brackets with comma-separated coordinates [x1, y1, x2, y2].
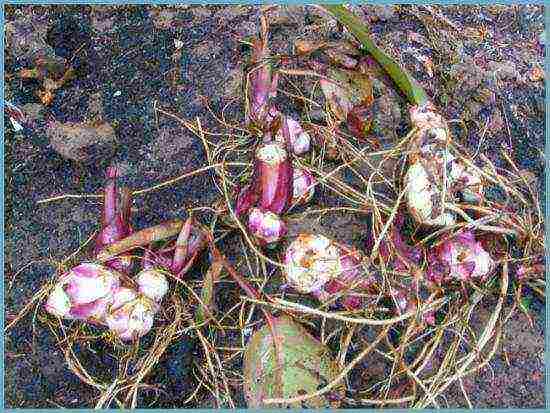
[320, 78, 352, 121]
[330, 68, 374, 107]
[320, 68, 373, 122]
[47, 120, 117, 161]
[324, 48, 358, 69]
[96, 220, 185, 261]
[346, 104, 374, 140]
[294, 39, 326, 55]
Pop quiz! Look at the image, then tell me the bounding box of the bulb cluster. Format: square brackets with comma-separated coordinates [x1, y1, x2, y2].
[45, 263, 169, 341]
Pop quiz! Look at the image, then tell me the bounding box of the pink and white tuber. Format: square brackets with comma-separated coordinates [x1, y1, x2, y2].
[45, 262, 121, 322]
[236, 141, 293, 217]
[283, 234, 371, 308]
[248, 208, 287, 245]
[291, 166, 316, 206]
[105, 287, 159, 341]
[44, 263, 160, 341]
[136, 268, 169, 302]
[404, 102, 484, 227]
[426, 230, 494, 286]
[284, 234, 343, 294]
[270, 111, 311, 156]
[235, 141, 294, 245]
[235, 141, 318, 245]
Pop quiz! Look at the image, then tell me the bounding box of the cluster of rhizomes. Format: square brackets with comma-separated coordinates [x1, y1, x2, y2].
[237, 26, 497, 323]
[45, 167, 207, 341]
[235, 18, 316, 246]
[282, 214, 495, 323]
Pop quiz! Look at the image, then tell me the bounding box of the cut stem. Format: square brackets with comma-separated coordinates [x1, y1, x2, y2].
[96, 220, 184, 261]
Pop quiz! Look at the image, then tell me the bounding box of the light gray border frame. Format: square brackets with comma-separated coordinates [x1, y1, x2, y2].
[1, 1, 548, 411]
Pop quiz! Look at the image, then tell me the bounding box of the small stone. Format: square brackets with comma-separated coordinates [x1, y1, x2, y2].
[47, 120, 117, 163]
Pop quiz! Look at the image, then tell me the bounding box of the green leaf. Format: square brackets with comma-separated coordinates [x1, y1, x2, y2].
[243, 315, 343, 408]
[322, 5, 429, 106]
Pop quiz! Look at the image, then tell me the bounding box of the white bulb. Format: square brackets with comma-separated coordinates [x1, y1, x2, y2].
[405, 160, 456, 226]
[284, 234, 343, 293]
[136, 269, 169, 302]
[45, 284, 73, 318]
[106, 290, 158, 341]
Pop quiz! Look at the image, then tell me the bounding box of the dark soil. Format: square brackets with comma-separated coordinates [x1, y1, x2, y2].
[4, 5, 545, 408]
